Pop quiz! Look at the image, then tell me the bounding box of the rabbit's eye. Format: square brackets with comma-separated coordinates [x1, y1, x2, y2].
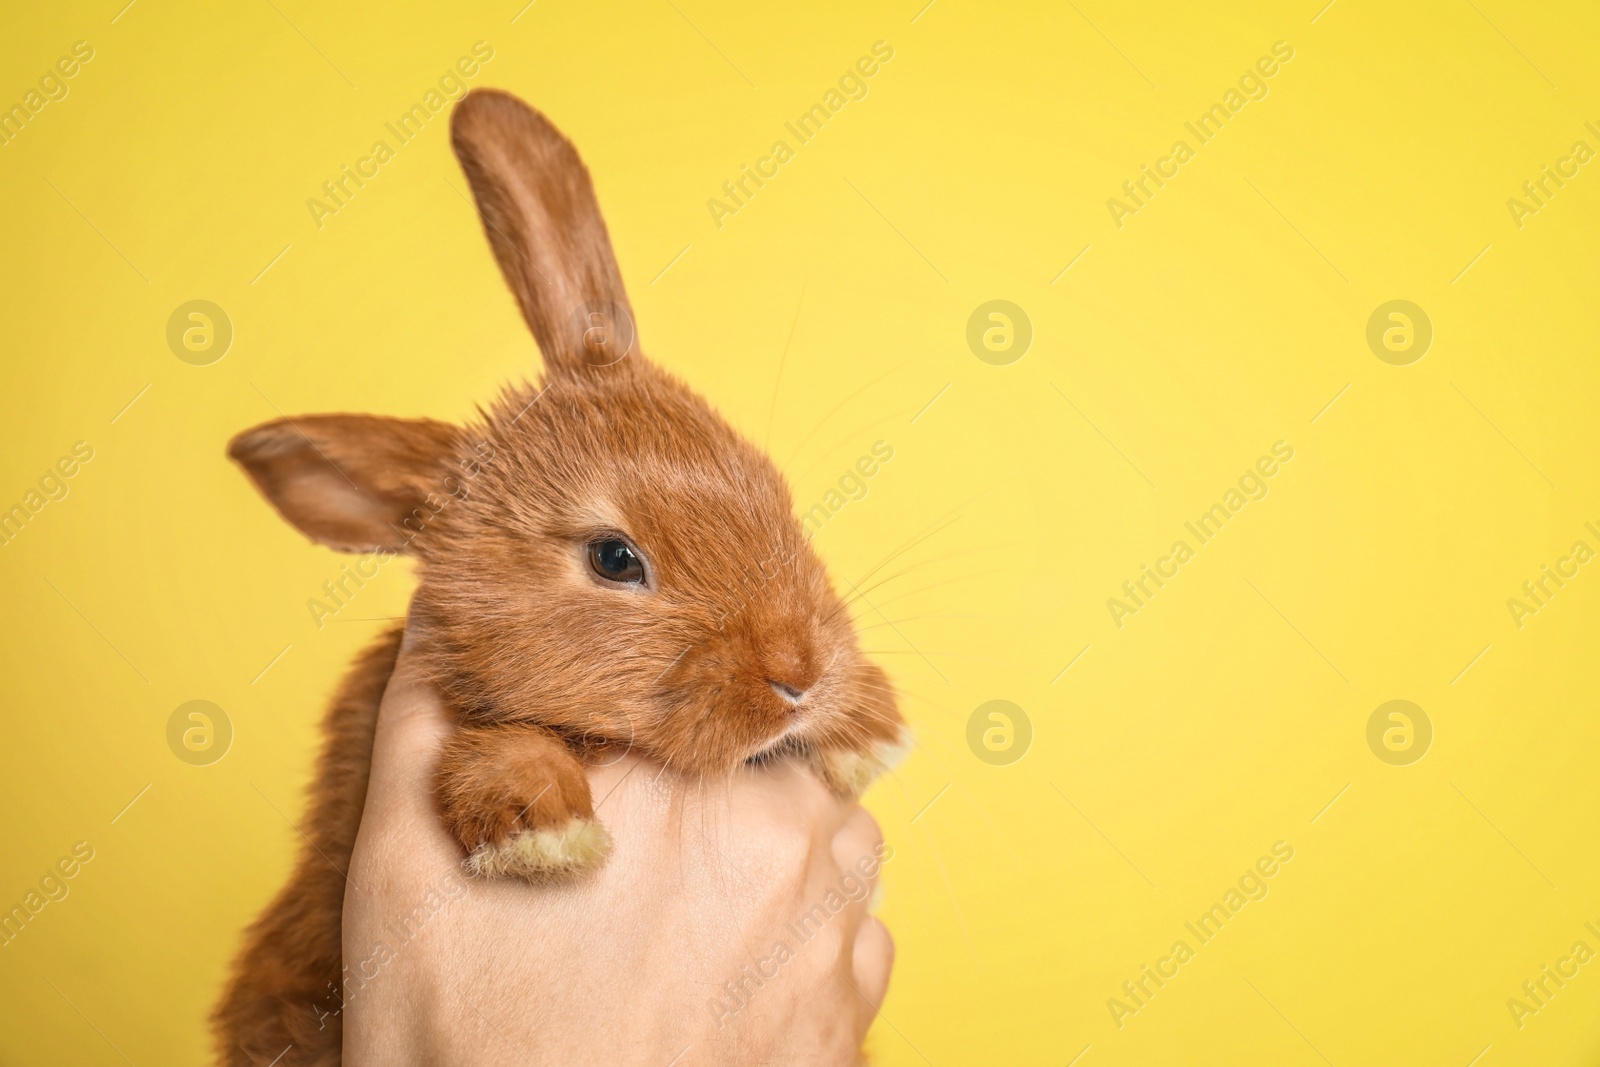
[587, 538, 645, 584]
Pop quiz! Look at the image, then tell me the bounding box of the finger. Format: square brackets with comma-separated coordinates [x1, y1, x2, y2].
[851, 914, 895, 1038]
[827, 806, 885, 939]
[362, 627, 454, 839]
[720, 758, 853, 856]
[831, 806, 884, 881]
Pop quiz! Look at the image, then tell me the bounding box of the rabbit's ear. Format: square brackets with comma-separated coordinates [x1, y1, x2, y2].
[451, 90, 637, 376]
[228, 415, 463, 553]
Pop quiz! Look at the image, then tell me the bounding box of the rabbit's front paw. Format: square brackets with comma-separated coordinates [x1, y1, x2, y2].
[813, 727, 913, 797]
[463, 819, 612, 879]
[436, 723, 612, 881]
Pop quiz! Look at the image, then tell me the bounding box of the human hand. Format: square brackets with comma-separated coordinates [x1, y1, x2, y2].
[340, 631, 895, 1066]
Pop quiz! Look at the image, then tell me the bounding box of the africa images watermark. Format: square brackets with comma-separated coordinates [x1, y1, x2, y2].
[1505, 121, 1600, 231]
[799, 440, 896, 542]
[1504, 518, 1599, 630]
[304, 438, 497, 629]
[1107, 840, 1296, 1029]
[1, 40, 95, 149]
[710, 440, 896, 632]
[705, 41, 896, 230]
[706, 841, 893, 1029]
[1106, 40, 1296, 229]
[1, 841, 96, 948]
[1106, 441, 1295, 629]
[309, 868, 469, 1031]
[1504, 923, 1600, 1031]
[0, 440, 95, 549]
[306, 41, 496, 230]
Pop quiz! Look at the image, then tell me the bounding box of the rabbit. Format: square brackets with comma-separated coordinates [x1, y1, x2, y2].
[210, 88, 909, 1066]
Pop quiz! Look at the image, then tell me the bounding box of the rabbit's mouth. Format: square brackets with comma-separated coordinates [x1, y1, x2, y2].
[745, 728, 808, 766]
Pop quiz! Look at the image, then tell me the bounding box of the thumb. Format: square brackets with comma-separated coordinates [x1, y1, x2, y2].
[357, 619, 458, 860]
[852, 915, 894, 1039]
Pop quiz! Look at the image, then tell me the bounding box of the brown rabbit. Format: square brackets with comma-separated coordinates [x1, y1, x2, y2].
[211, 89, 908, 1065]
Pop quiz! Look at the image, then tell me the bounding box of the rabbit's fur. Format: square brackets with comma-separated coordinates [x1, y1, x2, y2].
[212, 89, 906, 1065]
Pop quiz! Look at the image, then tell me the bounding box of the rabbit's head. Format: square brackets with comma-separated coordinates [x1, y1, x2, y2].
[230, 90, 903, 778]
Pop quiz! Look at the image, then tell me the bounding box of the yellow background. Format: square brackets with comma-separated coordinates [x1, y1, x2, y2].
[3, 0, 1599, 1063]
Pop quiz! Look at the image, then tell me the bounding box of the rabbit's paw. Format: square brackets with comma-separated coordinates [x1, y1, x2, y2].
[465, 819, 612, 879]
[436, 723, 611, 882]
[813, 727, 913, 797]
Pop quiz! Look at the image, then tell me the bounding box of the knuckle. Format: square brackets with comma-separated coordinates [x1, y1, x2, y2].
[833, 807, 884, 872]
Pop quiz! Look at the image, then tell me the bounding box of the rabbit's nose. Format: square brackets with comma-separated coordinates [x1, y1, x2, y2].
[768, 679, 807, 707]
[761, 645, 819, 706]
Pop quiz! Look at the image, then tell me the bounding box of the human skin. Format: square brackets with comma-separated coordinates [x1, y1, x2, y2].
[341, 633, 895, 1066]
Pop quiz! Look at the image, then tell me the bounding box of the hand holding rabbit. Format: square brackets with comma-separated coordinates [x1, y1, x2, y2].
[340, 625, 894, 1066]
